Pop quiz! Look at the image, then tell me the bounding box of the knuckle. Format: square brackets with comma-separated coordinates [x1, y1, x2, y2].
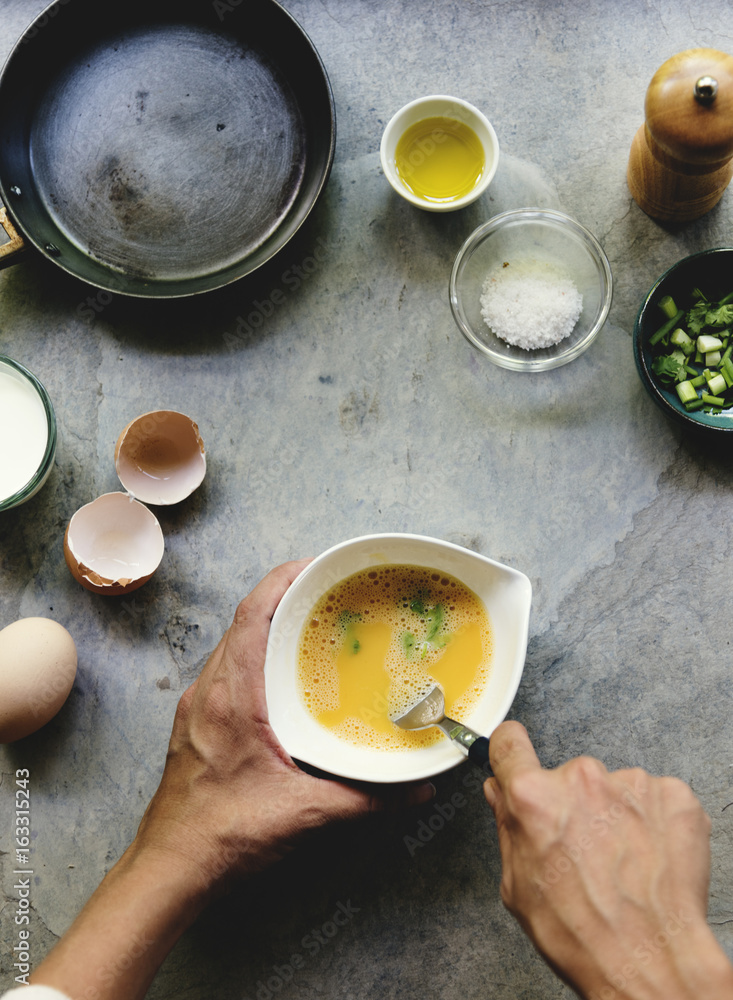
[562, 755, 611, 798]
[567, 755, 607, 783]
[659, 775, 707, 819]
[659, 774, 692, 797]
[173, 683, 196, 724]
[618, 765, 647, 784]
[503, 773, 560, 839]
[232, 596, 253, 629]
[505, 767, 546, 809]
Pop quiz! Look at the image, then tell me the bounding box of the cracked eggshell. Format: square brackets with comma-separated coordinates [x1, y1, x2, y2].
[114, 410, 206, 505]
[64, 492, 165, 596]
[0, 617, 77, 743]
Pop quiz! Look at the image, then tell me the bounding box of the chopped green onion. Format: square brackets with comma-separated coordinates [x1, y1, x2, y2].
[670, 328, 695, 354]
[650, 309, 685, 346]
[659, 295, 678, 320]
[706, 372, 727, 396]
[701, 392, 726, 407]
[676, 380, 698, 405]
[424, 604, 444, 643]
[649, 288, 733, 417]
[698, 334, 724, 353]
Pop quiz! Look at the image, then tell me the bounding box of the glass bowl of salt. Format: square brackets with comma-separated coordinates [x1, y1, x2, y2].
[449, 208, 613, 371]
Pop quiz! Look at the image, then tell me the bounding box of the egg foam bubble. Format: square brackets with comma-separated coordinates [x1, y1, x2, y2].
[297, 564, 493, 751]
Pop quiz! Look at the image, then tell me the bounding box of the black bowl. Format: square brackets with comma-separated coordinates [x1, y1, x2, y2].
[633, 248, 733, 435]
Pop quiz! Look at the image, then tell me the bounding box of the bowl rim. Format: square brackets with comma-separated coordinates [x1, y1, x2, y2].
[264, 531, 532, 783]
[633, 246, 733, 434]
[379, 94, 500, 212]
[0, 355, 57, 511]
[449, 207, 614, 371]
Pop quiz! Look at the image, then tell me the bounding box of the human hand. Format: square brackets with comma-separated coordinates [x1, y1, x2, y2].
[483, 721, 733, 1000]
[135, 559, 434, 897]
[29, 561, 435, 1000]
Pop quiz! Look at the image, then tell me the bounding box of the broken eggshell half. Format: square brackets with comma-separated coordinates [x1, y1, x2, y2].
[64, 492, 165, 596]
[64, 410, 205, 596]
[115, 410, 206, 505]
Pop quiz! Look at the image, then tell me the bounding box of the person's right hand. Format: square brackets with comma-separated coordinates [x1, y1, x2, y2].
[483, 721, 733, 1000]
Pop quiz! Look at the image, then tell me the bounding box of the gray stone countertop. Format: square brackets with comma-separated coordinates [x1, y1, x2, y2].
[1, 1, 733, 998]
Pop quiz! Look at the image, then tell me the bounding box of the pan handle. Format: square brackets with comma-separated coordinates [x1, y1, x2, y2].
[0, 205, 27, 269]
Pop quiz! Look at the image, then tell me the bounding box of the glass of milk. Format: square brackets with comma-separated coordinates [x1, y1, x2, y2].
[0, 357, 57, 511]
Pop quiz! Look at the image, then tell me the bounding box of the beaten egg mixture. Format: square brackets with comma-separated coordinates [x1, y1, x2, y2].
[297, 564, 492, 750]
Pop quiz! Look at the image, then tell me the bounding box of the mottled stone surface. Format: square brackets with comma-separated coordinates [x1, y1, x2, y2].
[1, 1, 733, 997]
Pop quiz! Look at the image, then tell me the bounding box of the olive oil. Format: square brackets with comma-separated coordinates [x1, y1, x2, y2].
[395, 116, 485, 202]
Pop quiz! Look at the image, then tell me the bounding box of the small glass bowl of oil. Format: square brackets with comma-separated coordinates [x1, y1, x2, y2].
[380, 95, 499, 212]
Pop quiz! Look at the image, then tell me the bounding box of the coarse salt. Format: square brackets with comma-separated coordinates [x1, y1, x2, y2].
[480, 258, 583, 350]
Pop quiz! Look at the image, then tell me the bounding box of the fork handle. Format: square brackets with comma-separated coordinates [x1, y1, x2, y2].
[467, 736, 490, 767]
[439, 718, 491, 768]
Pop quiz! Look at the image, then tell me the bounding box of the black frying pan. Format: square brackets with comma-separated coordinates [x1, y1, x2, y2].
[0, 0, 335, 297]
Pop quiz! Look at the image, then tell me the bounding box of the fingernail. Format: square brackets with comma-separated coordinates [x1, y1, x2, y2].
[416, 781, 437, 804]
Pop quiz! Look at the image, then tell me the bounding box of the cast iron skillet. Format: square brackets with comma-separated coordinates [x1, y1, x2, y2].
[0, 0, 335, 297]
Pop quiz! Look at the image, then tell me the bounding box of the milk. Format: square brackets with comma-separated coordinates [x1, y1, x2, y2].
[0, 367, 49, 502]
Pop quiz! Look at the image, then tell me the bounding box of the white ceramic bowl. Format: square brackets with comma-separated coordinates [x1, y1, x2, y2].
[379, 95, 500, 212]
[264, 533, 532, 783]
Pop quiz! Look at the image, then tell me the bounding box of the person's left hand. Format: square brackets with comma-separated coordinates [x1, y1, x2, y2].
[135, 558, 435, 897]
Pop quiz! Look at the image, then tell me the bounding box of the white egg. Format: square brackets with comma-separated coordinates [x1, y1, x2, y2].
[0, 617, 78, 743]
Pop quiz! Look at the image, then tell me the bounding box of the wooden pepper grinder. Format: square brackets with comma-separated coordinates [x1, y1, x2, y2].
[627, 47, 733, 222]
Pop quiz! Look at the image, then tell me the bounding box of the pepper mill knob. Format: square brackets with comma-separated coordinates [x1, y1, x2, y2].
[627, 47, 733, 222]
